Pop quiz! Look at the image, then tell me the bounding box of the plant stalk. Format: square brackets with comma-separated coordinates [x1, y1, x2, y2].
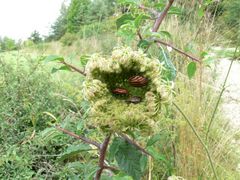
[205, 46, 238, 141]
[173, 103, 218, 180]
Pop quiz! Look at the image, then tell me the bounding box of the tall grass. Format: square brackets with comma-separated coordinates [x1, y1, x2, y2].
[150, 8, 240, 179]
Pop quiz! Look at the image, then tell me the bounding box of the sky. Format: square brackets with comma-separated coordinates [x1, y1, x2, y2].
[0, 0, 69, 41]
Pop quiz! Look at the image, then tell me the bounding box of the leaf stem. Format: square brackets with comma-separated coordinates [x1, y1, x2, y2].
[173, 103, 218, 180]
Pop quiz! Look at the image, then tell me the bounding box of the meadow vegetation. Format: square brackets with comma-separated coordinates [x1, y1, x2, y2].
[0, 0, 239, 179]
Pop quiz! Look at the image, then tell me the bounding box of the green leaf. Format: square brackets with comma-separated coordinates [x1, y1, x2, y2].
[159, 31, 172, 39]
[140, 155, 148, 172]
[134, 14, 150, 28]
[137, 39, 151, 49]
[146, 134, 162, 147]
[116, 14, 134, 29]
[147, 31, 171, 39]
[80, 55, 90, 66]
[39, 127, 62, 143]
[187, 62, 197, 79]
[109, 137, 122, 161]
[113, 172, 133, 180]
[51, 67, 59, 74]
[168, 6, 183, 15]
[58, 144, 92, 162]
[43, 55, 64, 62]
[114, 137, 147, 180]
[159, 46, 176, 81]
[154, 2, 165, 10]
[51, 65, 71, 74]
[146, 146, 168, 164]
[198, 6, 205, 18]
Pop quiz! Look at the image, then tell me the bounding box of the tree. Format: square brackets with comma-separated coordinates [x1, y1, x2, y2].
[29, 30, 42, 44]
[66, 0, 90, 33]
[48, 2, 68, 41]
[0, 36, 18, 51]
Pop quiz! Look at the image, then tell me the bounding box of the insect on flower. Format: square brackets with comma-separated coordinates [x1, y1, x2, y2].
[126, 96, 142, 104]
[128, 75, 148, 87]
[112, 88, 128, 95]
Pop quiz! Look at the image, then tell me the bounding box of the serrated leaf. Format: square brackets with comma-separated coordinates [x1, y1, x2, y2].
[146, 134, 162, 147]
[58, 144, 92, 162]
[109, 137, 122, 161]
[114, 137, 146, 180]
[116, 14, 134, 29]
[43, 55, 64, 62]
[187, 62, 197, 79]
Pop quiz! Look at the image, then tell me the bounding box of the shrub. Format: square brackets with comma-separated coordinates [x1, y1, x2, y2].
[60, 33, 77, 46]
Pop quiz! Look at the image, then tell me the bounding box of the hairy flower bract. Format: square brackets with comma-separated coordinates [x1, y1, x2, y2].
[83, 47, 173, 134]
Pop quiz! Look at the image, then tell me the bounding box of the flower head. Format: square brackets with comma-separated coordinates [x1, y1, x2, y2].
[83, 47, 173, 134]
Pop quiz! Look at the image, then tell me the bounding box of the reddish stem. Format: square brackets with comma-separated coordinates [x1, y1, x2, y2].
[61, 61, 86, 76]
[119, 133, 152, 157]
[155, 39, 200, 62]
[56, 126, 101, 149]
[95, 135, 111, 180]
[152, 0, 175, 32]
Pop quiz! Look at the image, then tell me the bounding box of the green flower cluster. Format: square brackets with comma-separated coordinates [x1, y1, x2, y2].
[83, 47, 173, 134]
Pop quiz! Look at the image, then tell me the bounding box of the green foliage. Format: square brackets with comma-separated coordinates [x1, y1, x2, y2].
[77, 19, 117, 39]
[49, 0, 117, 40]
[0, 37, 20, 52]
[66, 0, 90, 33]
[220, 0, 240, 44]
[187, 62, 197, 79]
[60, 32, 77, 46]
[0, 52, 85, 178]
[28, 30, 42, 44]
[110, 137, 147, 180]
[48, 3, 68, 41]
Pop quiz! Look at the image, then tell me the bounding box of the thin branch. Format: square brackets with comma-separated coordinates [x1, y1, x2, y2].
[119, 133, 152, 157]
[95, 135, 111, 180]
[55, 126, 101, 149]
[152, 0, 175, 32]
[139, 4, 160, 18]
[155, 39, 201, 62]
[173, 103, 218, 180]
[61, 61, 86, 76]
